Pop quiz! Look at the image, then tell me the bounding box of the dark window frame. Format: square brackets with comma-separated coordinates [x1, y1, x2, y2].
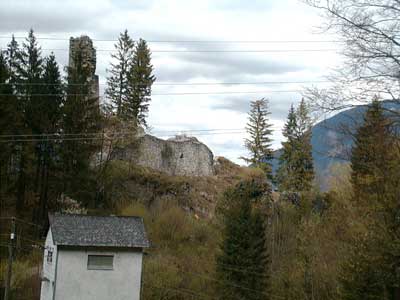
[87, 254, 114, 270]
[47, 249, 53, 263]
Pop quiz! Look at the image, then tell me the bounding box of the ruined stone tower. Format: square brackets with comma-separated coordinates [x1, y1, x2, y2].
[68, 36, 99, 101]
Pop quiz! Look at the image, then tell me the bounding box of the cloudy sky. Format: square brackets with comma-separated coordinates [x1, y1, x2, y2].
[0, 0, 342, 163]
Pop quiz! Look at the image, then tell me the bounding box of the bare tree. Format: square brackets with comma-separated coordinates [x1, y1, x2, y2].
[303, 0, 400, 115]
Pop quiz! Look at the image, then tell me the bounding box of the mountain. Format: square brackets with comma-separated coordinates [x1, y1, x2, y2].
[272, 100, 400, 190]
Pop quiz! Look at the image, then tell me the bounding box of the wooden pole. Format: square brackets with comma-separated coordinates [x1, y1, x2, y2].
[4, 217, 15, 300]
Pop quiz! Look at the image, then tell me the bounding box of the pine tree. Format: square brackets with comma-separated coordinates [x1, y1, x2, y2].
[248, 209, 270, 300]
[34, 53, 64, 223]
[0, 49, 11, 112]
[6, 35, 19, 84]
[340, 99, 400, 300]
[277, 100, 314, 194]
[1, 37, 24, 209]
[4, 35, 22, 133]
[0, 50, 13, 137]
[277, 104, 297, 193]
[105, 30, 134, 117]
[12, 29, 43, 211]
[350, 99, 396, 203]
[5, 35, 23, 132]
[294, 99, 314, 191]
[41, 54, 63, 134]
[15, 29, 44, 133]
[241, 98, 274, 179]
[0, 50, 14, 202]
[126, 38, 155, 126]
[216, 180, 271, 300]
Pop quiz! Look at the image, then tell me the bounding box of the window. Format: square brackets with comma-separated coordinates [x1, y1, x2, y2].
[47, 249, 53, 263]
[87, 255, 114, 270]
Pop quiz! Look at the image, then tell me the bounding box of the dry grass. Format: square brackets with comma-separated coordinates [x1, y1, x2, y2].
[107, 156, 265, 219]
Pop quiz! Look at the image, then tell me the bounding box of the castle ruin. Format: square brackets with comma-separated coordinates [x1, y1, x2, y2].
[114, 134, 215, 177]
[68, 36, 99, 102]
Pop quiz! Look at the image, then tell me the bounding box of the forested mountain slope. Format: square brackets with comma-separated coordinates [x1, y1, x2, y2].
[272, 100, 400, 189]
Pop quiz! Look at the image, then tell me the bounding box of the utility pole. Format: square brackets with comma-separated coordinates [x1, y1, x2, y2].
[4, 217, 15, 300]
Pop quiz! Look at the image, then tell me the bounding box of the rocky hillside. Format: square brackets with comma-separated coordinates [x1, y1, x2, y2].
[103, 156, 264, 218]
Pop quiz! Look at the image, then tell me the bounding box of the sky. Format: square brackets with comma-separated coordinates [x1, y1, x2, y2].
[0, 0, 342, 164]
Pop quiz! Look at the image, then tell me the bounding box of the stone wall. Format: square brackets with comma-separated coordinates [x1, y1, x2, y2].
[69, 35, 99, 101]
[116, 134, 215, 177]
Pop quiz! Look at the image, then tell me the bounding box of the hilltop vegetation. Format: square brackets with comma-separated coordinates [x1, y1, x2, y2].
[3, 2, 400, 297]
[102, 156, 266, 217]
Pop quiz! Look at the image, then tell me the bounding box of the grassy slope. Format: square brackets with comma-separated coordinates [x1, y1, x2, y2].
[1, 156, 262, 300]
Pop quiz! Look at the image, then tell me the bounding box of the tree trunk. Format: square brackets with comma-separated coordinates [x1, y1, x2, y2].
[37, 150, 49, 229]
[16, 151, 26, 213]
[33, 148, 42, 194]
[0, 160, 3, 205]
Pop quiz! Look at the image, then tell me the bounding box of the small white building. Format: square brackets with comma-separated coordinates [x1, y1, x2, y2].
[40, 213, 149, 300]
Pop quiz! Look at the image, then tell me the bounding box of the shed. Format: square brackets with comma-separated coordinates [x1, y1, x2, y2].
[40, 213, 149, 300]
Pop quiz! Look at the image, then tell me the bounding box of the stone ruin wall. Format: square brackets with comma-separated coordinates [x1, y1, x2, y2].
[116, 134, 215, 177]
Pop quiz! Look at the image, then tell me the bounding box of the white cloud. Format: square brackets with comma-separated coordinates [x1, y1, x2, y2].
[0, 0, 341, 163]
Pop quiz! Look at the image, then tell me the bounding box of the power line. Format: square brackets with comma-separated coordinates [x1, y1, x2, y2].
[0, 217, 44, 229]
[0, 125, 291, 141]
[0, 35, 343, 43]
[8, 48, 338, 53]
[216, 262, 271, 278]
[135, 49, 338, 53]
[0, 242, 42, 252]
[0, 44, 340, 53]
[0, 128, 247, 138]
[0, 131, 248, 143]
[176, 269, 280, 299]
[0, 89, 303, 97]
[0, 80, 330, 86]
[145, 265, 285, 300]
[144, 283, 218, 300]
[0, 130, 247, 139]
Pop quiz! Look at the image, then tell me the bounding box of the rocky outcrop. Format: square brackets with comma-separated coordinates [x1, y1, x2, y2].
[115, 134, 215, 177]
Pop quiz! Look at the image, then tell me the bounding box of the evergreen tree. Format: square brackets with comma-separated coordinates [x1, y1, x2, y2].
[41, 54, 63, 134]
[1, 37, 24, 209]
[126, 38, 155, 126]
[277, 104, 297, 193]
[0, 50, 14, 202]
[248, 208, 270, 300]
[0, 49, 11, 115]
[5, 35, 22, 130]
[34, 53, 64, 223]
[340, 99, 400, 300]
[350, 99, 396, 203]
[12, 29, 43, 211]
[216, 180, 271, 300]
[241, 98, 274, 179]
[105, 30, 134, 117]
[0, 50, 13, 137]
[277, 99, 314, 194]
[6, 35, 19, 84]
[15, 29, 44, 133]
[294, 99, 314, 191]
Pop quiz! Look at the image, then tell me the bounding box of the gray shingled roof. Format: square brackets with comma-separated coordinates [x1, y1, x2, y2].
[49, 214, 149, 248]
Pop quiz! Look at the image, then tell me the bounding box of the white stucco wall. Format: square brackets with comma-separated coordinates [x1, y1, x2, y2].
[54, 248, 143, 300]
[40, 229, 57, 300]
